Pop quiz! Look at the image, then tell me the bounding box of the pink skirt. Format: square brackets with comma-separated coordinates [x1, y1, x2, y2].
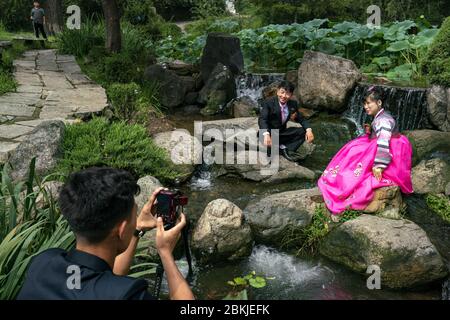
[318, 134, 413, 214]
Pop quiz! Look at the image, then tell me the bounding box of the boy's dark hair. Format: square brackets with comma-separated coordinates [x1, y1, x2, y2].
[366, 85, 384, 102]
[278, 80, 295, 94]
[59, 167, 140, 243]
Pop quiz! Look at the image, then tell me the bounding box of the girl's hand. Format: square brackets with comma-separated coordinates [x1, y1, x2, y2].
[364, 124, 371, 135]
[372, 167, 383, 181]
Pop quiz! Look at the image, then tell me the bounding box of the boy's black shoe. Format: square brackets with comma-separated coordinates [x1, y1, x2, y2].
[281, 149, 296, 162]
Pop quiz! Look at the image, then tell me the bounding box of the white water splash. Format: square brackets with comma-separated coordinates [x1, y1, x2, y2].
[246, 246, 335, 289]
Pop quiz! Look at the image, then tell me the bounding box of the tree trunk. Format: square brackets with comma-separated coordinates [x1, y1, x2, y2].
[43, 0, 63, 35]
[102, 0, 122, 53]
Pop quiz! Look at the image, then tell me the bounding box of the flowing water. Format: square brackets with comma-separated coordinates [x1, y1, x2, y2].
[163, 77, 445, 300]
[344, 83, 431, 133]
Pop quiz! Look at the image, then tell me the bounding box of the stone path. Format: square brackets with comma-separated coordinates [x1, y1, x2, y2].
[0, 49, 107, 163]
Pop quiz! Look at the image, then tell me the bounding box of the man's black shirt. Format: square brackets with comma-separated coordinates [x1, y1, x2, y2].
[17, 248, 155, 300]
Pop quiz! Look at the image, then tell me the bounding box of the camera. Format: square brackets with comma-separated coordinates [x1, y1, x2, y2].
[155, 189, 188, 230]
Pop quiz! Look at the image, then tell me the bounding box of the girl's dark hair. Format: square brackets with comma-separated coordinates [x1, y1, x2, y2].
[366, 85, 384, 102]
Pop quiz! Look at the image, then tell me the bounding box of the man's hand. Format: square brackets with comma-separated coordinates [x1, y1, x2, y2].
[156, 214, 186, 256]
[263, 134, 272, 147]
[305, 129, 314, 143]
[372, 167, 383, 181]
[136, 187, 164, 231]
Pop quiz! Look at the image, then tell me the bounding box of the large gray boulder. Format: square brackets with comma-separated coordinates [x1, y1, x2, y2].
[135, 176, 163, 213]
[212, 149, 316, 183]
[200, 33, 244, 82]
[320, 215, 448, 289]
[412, 158, 450, 194]
[298, 51, 362, 112]
[243, 188, 321, 245]
[153, 130, 202, 182]
[143, 64, 186, 108]
[231, 96, 258, 118]
[198, 63, 237, 116]
[192, 199, 253, 263]
[427, 85, 450, 132]
[9, 120, 65, 181]
[404, 130, 450, 165]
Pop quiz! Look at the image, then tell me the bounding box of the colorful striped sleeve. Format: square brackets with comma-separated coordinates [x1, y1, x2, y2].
[373, 118, 393, 169]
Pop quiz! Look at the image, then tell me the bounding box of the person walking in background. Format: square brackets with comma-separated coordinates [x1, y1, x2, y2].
[30, 1, 48, 40]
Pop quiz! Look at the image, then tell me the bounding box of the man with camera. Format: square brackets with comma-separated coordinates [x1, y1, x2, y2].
[17, 167, 195, 300]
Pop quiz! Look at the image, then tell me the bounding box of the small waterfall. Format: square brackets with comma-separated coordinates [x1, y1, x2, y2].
[235, 73, 285, 104]
[225, 0, 237, 15]
[344, 83, 430, 133]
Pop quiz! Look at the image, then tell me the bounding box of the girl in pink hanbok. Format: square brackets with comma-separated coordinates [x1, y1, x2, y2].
[318, 86, 413, 216]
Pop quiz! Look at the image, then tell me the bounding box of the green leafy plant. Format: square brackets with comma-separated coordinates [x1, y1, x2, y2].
[224, 271, 274, 300]
[421, 16, 450, 87]
[155, 18, 440, 81]
[0, 159, 75, 299]
[56, 16, 105, 58]
[57, 117, 181, 183]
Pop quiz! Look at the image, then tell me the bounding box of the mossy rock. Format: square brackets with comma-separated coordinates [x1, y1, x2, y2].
[320, 214, 448, 289]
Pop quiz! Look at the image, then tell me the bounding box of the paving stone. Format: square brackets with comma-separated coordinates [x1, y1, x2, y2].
[16, 85, 43, 94]
[15, 118, 75, 127]
[58, 62, 82, 74]
[0, 124, 35, 139]
[39, 71, 74, 89]
[0, 141, 20, 164]
[0, 103, 36, 117]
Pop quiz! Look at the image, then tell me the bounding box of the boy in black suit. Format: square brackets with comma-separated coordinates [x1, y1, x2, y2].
[259, 81, 314, 161]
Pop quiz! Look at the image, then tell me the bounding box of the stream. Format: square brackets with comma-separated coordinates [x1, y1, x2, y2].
[160, 75, 445, 300]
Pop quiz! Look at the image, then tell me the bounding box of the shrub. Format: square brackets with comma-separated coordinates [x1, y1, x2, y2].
[0, 72, 16, 96]
[421, 17, 450, 87]
[57, 118, 181, 183]
[56, 17, 105, 58]
[103, 53, 138, 84]
[107, 82, 141, 122]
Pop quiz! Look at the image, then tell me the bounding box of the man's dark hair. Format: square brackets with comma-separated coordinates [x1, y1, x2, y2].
[59, 167, 140, 243]
[278, 80, 295, 94]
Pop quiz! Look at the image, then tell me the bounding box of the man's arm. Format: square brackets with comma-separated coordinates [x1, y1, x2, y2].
[259, 100, 271, 133]
[113, 188, 162, 275]
[156, 215, 195, 300]
[113, 236, 139, 276]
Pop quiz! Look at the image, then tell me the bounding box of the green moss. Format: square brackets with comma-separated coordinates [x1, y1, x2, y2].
[425, 193, 450, 223]
[421, 17, 450, 87]
[57, 117, 182, 183]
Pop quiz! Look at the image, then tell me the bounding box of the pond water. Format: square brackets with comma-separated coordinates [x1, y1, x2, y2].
[163, 111, 445, 300]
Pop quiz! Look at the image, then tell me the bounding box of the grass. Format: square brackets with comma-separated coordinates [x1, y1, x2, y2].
[281, 204, 362, 256]
[0, 41, 28, 96]
[425, 194, 450, 223]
